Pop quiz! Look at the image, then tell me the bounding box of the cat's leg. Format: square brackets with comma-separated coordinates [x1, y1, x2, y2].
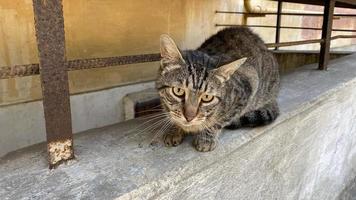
[193, 127, 220, 152]
[239, 101, 279, 127]
[225, 118, 241, 129]
[163, 127, 185, 147]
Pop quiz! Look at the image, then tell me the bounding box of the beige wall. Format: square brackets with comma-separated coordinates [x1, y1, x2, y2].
[0, 0, 355, 106]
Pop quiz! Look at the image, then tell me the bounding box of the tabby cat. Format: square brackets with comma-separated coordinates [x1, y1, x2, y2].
[156, 27, 280, 152]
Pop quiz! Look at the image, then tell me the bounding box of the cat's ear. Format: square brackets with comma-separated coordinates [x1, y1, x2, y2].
[160, 34, 184, 63]
[213, 57, 247, 82]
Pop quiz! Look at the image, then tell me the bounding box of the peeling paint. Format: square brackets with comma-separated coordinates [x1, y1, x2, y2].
[47, 139, 74, 166]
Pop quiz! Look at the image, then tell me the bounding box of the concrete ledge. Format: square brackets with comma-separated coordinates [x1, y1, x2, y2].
[1, 54, 356, 199]
[273, 50, 351, 73]
[0, 81, 154, 157]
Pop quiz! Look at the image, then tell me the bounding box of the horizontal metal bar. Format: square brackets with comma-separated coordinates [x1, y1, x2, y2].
[269, 0, 356, 9]
[216, 24, 356, 32]
[0, 53, 160, 79]
[0, 64, 40, 79]
[266, 35, 356, 48]
[66, 53, 160, 71]
[266, 39, 323, 48]
[1, 35, 355, 79]
[215, 10, 356, 17]
[330, 35, 356, 39]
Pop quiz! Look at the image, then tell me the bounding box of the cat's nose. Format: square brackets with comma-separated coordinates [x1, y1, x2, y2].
[185, 114, 195, 122]
[184, 105, 197, 122]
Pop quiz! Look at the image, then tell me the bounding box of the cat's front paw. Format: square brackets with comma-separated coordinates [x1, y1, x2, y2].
[193, 135, 217, 152]
[163, 131, 184, 147]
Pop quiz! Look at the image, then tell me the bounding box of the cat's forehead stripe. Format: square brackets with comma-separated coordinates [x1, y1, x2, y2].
[186, 63, 209, 91]
[198, 65, 208, 90]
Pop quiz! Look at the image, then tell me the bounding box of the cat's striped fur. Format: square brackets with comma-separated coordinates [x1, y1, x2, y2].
[156, 27, 280, 152]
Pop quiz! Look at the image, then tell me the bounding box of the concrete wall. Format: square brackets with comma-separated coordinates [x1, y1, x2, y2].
[1, 0, 356, 106]
[0, 81, 154, 157]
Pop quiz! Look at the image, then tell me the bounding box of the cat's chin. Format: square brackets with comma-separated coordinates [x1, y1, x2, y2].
[175, 122, 204, 133]
[169, 114, 206, 133]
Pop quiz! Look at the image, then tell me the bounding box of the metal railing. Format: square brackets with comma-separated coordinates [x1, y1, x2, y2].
[216, 0, 356, 70]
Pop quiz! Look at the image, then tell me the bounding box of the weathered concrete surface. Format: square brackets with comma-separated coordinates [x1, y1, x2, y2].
[1, 54, 356, 199]
[273, 50, 351, 73]
[339, 177, 356, 200]
[0, 81, 154, 157]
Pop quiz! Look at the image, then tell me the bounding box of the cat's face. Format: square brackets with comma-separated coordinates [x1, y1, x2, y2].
[157, 68, 221, 133]
[156, 35, 246, 133]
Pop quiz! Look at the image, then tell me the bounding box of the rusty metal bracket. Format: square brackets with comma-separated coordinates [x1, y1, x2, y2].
[274, 0, 283, 50]
[32, 0, 74, 168]
[319, 0, 336, 70]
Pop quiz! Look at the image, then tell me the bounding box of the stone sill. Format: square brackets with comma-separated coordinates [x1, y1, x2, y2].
[1, 54, 356, 199]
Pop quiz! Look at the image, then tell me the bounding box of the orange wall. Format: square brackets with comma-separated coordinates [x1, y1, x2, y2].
[0, 0, 355, 106]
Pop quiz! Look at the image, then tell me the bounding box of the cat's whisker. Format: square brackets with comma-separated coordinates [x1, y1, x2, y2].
[127, 114, 169, 134]
[150, 119, 172, 144]
[159, 122, 173, 138]
[135, 118, 168, 136]
[201, 121, 214, 137]
[138, 115, 168, 129]
[136, 112, 167, 120]
[134, 109, 164, 115]
[134, 115, 167, 127]
[137, 111, 166, 117]
[142, 103, 163, 110]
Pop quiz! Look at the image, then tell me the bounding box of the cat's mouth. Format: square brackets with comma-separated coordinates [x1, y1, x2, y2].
[169, 112, 205, 132]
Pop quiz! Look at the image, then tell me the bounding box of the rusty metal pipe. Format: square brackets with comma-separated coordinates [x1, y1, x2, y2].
[216, 10, 356, 18]
[215, 24, 356, 32]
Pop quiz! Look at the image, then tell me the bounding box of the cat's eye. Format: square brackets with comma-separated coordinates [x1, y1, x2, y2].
[172, 87, 185, 97]
[201, 94, 214, 103]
